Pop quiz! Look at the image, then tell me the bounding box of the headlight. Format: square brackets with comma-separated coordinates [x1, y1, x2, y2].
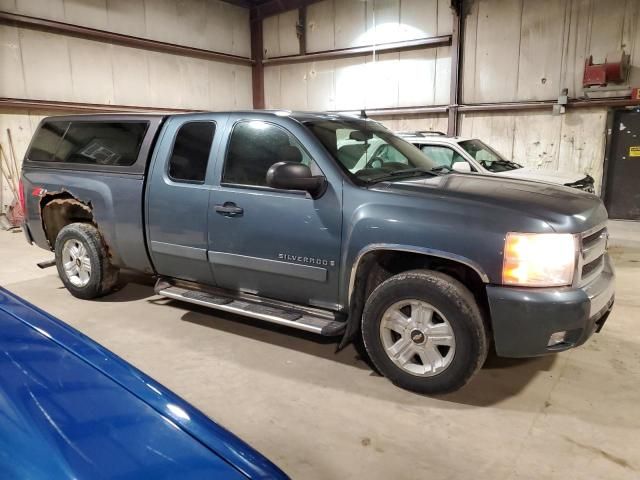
[503, 233, 577, 287]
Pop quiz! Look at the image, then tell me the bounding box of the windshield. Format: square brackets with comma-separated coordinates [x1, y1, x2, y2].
[458, 139, 522, 172]
[304, 119, 438, 183]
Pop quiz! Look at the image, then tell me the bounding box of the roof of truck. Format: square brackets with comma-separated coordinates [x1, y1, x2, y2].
[41, 110, 377, 124]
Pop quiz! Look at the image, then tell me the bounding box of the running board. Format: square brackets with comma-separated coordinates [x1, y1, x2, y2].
[155, 281, 346, 336]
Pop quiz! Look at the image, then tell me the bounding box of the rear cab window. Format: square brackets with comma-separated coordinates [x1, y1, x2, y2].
[168, 122, 216, 184]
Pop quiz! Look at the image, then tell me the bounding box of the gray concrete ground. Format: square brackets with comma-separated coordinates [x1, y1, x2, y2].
[1, 224, 639, 480]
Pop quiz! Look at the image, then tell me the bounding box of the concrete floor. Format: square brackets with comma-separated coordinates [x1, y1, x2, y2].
[1, 227, 639, 480]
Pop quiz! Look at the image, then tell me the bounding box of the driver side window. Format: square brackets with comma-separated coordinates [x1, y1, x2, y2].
[222, 120, 320, 187]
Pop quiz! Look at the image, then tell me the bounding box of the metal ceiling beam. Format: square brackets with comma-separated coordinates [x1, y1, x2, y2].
[0, 97, 200, 113]
[263, 35, 452, 66]
[0, 11, 253, 66]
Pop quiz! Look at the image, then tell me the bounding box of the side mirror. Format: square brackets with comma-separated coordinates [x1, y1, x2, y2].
[266, 162, 327, 198]
[452, 161, 472, 173]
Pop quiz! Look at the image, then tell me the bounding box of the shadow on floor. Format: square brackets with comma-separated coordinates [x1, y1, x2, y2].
[174, 297, 557, 406]
[179, 302, 369, 372]
[94, 274, 156, 302]
[103, 279, 558, 406]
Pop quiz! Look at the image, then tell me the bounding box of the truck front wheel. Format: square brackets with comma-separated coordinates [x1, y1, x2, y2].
[361, 269, 488, 394]
[54, 223, 119, 299]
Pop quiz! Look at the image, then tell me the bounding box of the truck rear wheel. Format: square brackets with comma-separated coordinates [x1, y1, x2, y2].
[54, 223, 118, 299]
[361, 269, 488, 394]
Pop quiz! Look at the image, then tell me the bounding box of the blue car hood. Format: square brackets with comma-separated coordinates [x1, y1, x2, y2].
[0, 288, 287, 480]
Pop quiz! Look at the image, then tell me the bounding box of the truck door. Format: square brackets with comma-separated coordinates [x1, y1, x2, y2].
[208, 118, 342, 310]
[146, 114, 228, 284]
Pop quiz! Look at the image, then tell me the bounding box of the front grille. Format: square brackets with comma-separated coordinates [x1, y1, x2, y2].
[582, 256, 603, 278]
[579, 225, 607, 286]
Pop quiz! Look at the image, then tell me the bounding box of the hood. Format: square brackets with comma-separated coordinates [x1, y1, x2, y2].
[377, 173, 607, 233]
[0, 288, 288, 480]
[494, 166, 586, 185]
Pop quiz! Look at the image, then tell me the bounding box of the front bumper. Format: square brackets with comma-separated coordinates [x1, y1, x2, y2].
[487, 254, 615, 358]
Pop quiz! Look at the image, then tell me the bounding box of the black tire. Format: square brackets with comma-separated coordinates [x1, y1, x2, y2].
[361, 269, 488, 394]
[54, 223, 119, 299]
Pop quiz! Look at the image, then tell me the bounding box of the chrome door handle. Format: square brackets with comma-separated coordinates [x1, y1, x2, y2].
[215, 203, 244, 217]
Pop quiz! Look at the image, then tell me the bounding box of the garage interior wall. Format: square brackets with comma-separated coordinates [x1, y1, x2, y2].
[262, 0, 453, 110]
[261, 0, 640, 194]
[1, 0, 640, 211]
[0, 0, 251, 211]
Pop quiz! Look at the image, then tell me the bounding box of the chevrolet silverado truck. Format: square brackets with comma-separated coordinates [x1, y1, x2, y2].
[20, 112, 615, 394]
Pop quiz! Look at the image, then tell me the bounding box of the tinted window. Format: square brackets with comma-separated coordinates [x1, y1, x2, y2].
[223, 121, 318, 187]
[420, 145, 470, 170]
[305, 120, 436, 183]
[458, 139, 522, 172]
[168, 122, 215, 183]
[28, 121, 148, 166]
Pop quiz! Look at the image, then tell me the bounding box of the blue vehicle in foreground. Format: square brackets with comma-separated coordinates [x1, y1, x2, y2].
[0, 287, 288, 480]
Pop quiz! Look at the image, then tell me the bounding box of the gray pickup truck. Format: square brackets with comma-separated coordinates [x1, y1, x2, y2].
[20, 111, 615, 394]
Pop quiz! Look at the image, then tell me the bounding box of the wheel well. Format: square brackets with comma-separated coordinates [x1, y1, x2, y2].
[40, 193, 94, 249]
[340, 250, 491, 348]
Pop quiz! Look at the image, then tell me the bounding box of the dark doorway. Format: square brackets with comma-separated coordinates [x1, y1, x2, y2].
[604, 109, 640, 220]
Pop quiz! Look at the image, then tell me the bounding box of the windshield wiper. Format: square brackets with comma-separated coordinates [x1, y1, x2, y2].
[365, 168, 436, 183]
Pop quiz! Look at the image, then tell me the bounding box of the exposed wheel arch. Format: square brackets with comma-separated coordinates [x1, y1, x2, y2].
[339, 246, 491, 350]
[40, 193, 94, 249]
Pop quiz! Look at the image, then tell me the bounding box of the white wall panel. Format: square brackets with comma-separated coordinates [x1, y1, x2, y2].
[365, 52, 399, 108]
[307, 61, 335, 110]
[398, 49, 437, 107]
[306, 0, 334, 52]
[67, 37, 114, 104]
[334, 0, 367, 48]
[106, 0, 147, 38]
[280, 63, 308, 110]
[263, 0, 452, 110]
[15, 0, 65, 21]
[208, 63, 235, 110]
[0, 25, 26, 98]
[64, 0, 108, 30]
[334, 57, 366, 109]
[278, 9, 300, 56]
[19, 29, 73, 101]
[434, 46, 450, 105]
[516, 0, 565, 101]
[147, 50, 182, 107]
[4, 0, 248, 56]
[111, 45, 150, 106]
[2, 21, 250, 110]
[179, 56, 210, 109]
[229, 2, 251, 58]
[263, 15, 280, 58]
[436, 0, 451, 36]
[0, 0, 16, 11]
[264, 66, 282, 109]
[174, 0, 209, 51]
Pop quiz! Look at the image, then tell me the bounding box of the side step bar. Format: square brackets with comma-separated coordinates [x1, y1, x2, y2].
[155, 280, 346, 336]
